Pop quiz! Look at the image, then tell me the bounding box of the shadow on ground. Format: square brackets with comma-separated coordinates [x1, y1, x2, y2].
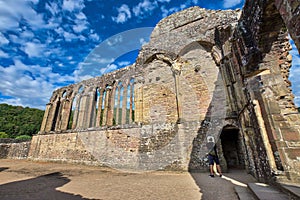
[0, 167, 9, 172]
[0, 172, 99, 200]
[190, 169, 256, 200]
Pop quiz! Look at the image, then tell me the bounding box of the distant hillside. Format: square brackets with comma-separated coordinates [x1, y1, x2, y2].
[0, 104, 44, 138]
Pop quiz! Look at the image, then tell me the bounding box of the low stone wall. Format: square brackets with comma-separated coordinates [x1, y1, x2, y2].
[27, 122, 221, 172]
[0, 139, 31, 159]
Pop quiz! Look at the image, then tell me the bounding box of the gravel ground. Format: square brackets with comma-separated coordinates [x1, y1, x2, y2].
[0, 159, 256, 200]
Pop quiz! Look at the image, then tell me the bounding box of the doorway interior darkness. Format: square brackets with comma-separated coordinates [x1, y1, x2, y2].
[220, 128, 245, 170]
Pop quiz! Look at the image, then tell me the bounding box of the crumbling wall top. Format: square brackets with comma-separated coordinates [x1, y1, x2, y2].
[150, 6, 242, 39]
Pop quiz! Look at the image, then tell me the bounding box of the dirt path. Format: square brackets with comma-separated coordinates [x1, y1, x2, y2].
[0, 159, 256, 200]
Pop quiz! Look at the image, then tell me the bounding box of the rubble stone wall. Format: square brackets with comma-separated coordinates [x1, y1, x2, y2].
[0, 139, 31, 159]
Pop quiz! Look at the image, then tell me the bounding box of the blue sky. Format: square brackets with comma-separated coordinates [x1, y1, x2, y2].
[0, 0, 299, 110]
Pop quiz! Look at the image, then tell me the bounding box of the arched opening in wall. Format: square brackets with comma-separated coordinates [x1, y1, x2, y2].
[113, 87, 118, 125]
[288, 37, 300, 111]
[126, 84, 131, 124]
[51, 99, 61, 131]
[62, 91, 67, 98]
[220, 127, 245, 170]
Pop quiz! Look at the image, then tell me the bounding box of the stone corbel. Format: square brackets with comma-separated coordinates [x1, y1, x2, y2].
[211, 45, 222, 66]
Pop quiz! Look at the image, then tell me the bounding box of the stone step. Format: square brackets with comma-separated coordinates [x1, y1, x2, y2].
[248, 183, 289, 200]
[234, 186, 256, 200]
[277, 182, 300, 200]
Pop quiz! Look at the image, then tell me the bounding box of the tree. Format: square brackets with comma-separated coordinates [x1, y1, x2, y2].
[0, 132, 9, 138]
[0, 104, 44, 138]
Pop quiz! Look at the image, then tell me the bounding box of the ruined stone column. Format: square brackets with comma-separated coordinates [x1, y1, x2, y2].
[86, 88, 97, 128]
[40, 103, 51, 132]
[134, 86, 143, 123]
[95, 89, 104, 127]
[252, 99, 277, 172]
[121, 84, 128, 125]
[129, 84, 134, 124]
[77, 95, 88, 128]
[102, 88, 111, 126]
[60, 98, 72, 130]
[107, 86, 116, 126]
[115, 86, 121, 125]
[45, 99, 60, 132]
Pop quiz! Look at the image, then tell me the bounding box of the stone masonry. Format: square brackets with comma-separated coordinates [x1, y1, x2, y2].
[20, 0, 300, 183]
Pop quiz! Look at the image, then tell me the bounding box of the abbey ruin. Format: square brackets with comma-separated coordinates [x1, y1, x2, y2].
[1, 0, 300, 184]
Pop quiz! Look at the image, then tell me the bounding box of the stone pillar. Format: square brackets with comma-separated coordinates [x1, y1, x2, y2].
[115, 87, 121, 125]
[84, 88, 96, 128]
[107, 86, 116, 126]
[102, 88, 111, 126]
[173, 72, 182, 122]
[40, 103, 51, 132]
[77, 95, 88, 129]
[121, 85, 128, 125]
[96, 89, 104, 127]
[45, 99, 60, 132]
[134, 86, 143, 123]
[252, 100, 277, 172]
[129, 84, 134, 124]
[86, 89, 97, 128]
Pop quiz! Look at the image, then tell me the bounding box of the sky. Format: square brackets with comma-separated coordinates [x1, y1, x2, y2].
[0, 0, 299, 110]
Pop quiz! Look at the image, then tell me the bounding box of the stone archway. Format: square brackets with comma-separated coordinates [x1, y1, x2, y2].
[220, 127, 245, 171]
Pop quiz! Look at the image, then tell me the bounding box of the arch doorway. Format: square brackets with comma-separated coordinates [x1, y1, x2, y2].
[220, 127, 245, 170]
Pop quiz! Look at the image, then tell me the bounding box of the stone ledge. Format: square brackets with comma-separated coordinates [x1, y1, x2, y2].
[234, 186, 256, 200]
[248, 183, 289, 200]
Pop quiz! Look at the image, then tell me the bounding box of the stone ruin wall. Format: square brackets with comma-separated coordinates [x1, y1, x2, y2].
[217, 0, 300, 182]
[29, 7, 240, 172]
[3, 0, 298, 183]
[0, 139, 30, 159]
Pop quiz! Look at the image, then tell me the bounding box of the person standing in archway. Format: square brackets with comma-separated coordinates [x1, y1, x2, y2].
[207, 138, 223, 177]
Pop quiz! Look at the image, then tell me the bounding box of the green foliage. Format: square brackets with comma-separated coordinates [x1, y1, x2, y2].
[15, 135, 32, 141]
[0, 132, 9, 138]
[298, 107, 300, 113]
[0, 104, 44, 138]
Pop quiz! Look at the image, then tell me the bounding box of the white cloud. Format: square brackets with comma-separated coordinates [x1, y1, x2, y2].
[157, 0, 171, 2]
[160, 5, 181, 18]
[0, 50, 9, 58]
[100, 63, 118, 74]
[0, 33, 9, 45]
[0, 60, 74, 109]
[22, 42, 45, 58]
[62, 0, 85, 12]
[90, 33, 100, 41]
[73, 23, 87, 33]
[106, 35, 123, 46]
[0, 0, 47, 31]
[133, 0, 158, 17]
[139, 37, 148, 45]
[118, 61, 131, 66]
[223, 0, 242, 8]
[72, 12, 88, 33]
[112, 4, 132, 23]
[45, 2, 60, 16]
